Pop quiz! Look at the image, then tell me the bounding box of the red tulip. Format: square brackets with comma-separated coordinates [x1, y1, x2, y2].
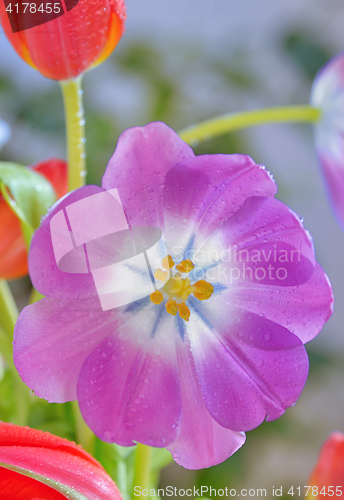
[0, 421, 122, 499]
[0, 159, 67, 280]
[0, 0, 126, 80]
[308, 432, 344, 499]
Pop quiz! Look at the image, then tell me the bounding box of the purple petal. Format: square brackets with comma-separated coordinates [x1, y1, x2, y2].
[225, 262, 333, 344]
[195, 196, 333, 343]
[13, 296, 114, 403]
[29, 185, 102, 299]
[162, 154, 277, 250]
[188, 307, 309, 432]
[167, 337, 245, 469]
[311, 52, 344, 228]
[77, 305, 182, 447]
[102, 122, 194, 229]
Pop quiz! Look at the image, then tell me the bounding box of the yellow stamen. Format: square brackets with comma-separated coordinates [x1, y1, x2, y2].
[193, 280, 214, 300]
[162, 255, 175, 270]
[166, 298, 178, 316]
[181, 285, 197, 302]
[177, 302, 191, 322]
[154, 268, 168, 282]
[166, 276, 184, 294]
[176, 259, 195, 274]
[150, 290, 164, 305]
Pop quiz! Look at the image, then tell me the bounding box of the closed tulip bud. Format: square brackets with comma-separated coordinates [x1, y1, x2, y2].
[0, 0, 126, 80]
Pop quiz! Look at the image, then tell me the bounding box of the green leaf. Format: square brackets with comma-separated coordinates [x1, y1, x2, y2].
[0, 162, 57, 246]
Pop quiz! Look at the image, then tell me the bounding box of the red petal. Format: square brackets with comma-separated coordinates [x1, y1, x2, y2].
[0, 200, 28, 280]
[0, 422, 101, 468]
[0, 0, 126, 80]
[32, 159, 68, 199]
[0, 467, 66, 500]
[309, 433, 344, 493]
[0, 423, 122, 500]
[0, 159, 67, 279]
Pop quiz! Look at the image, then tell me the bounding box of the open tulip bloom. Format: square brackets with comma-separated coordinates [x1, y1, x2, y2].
[13, 122, 333, 470]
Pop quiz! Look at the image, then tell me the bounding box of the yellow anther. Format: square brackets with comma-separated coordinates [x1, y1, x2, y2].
[154, 268, 168, 282]
[162, 255, 175, 270]
[150, 290, 164, 305]
[193, 280, 214, 301]
[176, 259, 195, 274]
[166, 298, 178, 316]
[177, 302, 191, 322]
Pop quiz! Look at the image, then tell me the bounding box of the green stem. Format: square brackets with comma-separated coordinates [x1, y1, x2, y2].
[29, 287, 44, 305]
[60, 76, 86, 191]
[72, 401, 95, 454]
[0, 325, 28, 426]
[178, 105, 321, 145]
[0, 280, 18, 335]
[133, 444, 153, 497]
[0, 285, 30, 426]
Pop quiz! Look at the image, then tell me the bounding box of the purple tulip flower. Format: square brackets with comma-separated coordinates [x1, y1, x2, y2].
[14, 122, 333, 469]
[311, 52, 344, 228]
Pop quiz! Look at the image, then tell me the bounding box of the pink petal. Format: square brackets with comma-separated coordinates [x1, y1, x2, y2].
[77, 305, 182, 447]
[162, 154, 277, 250]
[29, 185, 102, 299]
[225, 262, 333, 344]
[188, 306, 309, 431]
[311, 52, 344, 228]
[316, 154, 344, 229]
[102, 122, 194, 229]
[13, 297, 116, 402]
[167, 336, 245, 469]
[197, 196, 333, 343]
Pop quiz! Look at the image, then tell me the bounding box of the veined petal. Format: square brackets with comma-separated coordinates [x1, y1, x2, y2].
[162, 154, 277, 251]
[225, 263, 333, 344]
[311, 52, 344, 228]
[167, 335, 245, 469]
[189, 196, 333, 344]
[77, 303, 182, 447]
[13, 296, 113, 403]
[29, 185, 102, 299]
[102, 122, 194, 229]
[187, 306, 308, 431]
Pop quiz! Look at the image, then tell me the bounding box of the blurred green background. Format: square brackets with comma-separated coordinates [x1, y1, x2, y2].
[1, 0, 344, 497]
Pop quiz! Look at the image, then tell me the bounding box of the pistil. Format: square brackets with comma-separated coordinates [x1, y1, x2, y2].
[150, 256, 214, 322]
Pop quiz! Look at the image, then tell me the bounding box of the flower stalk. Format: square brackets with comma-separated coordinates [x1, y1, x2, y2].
[72, 401, 95, 454]
[0, 279, 18, 335]
[60, 77, 87, 191]
[133, 444, 153, 498]
[0, 282, 30, 426]
[178, 105, 321, 145]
